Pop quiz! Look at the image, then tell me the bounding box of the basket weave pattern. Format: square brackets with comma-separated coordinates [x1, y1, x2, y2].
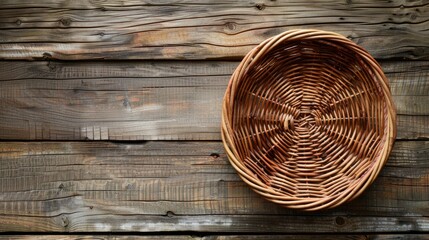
[221, 29, 396, 211]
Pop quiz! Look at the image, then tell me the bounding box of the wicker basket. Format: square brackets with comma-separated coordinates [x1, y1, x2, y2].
[221, 29, 396, 211]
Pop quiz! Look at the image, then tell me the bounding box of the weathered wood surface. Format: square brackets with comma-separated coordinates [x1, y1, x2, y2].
[0, 140, 427, 232]
[0, 0, 428, 60]
[1, 235, 428, 240]
[0, 60, 428, 141]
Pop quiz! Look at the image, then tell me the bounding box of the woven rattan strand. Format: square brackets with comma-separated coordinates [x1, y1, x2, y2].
[221, 29, 396, 211]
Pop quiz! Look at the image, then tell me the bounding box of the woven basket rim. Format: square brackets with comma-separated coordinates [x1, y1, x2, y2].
[221, 29, 396, 211]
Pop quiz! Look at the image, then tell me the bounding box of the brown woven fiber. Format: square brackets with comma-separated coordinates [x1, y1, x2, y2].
[221, 29, 396, 211]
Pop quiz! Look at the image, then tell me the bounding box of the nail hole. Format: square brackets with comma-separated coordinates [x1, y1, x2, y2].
[47, 62, 56, 72]
[123, 99, 130, 107]
[43, 52, 52, 59]
[210, 153, 220, 159]
[255, 3, 265, 10]
[16, 19, 21, 25]
[166, 211, 174, 218]
[335, 216, 346, 226]
[60, 18, 71, 26]
[58, 183, 64, 189]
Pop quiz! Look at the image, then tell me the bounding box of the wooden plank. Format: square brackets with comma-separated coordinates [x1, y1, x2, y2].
[0, 60, 428, 141]
[1, 235, 428, 240]
[0, 0, 428, 60]
[0, 141, 428, 232]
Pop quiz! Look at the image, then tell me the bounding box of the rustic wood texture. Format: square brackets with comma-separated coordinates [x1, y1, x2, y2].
[1, 235, 428, 240]
[1, 0, 428, 236]
[0, 140, 428, 232]
[0, 0, 428, 60]
[0, 61, 427, 141]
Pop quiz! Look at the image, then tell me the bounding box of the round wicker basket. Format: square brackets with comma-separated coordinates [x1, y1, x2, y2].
[221, 29, 396, 211]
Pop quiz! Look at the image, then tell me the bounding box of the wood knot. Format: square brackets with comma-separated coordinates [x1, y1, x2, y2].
[61, 216, 69, 228]
[225, 22, 236, 31]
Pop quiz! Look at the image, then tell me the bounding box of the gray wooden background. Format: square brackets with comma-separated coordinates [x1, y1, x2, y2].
[0, 0, 428, 239]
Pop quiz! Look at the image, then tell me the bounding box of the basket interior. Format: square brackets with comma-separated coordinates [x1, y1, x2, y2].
[231, 39, 387, 199]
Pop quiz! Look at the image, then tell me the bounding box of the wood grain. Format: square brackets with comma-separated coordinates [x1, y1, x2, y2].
[0, 0, 428, 60]
[1, 235, 428, 240]
[0, 60, 427, 140]
[0, 141, 428, 232]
